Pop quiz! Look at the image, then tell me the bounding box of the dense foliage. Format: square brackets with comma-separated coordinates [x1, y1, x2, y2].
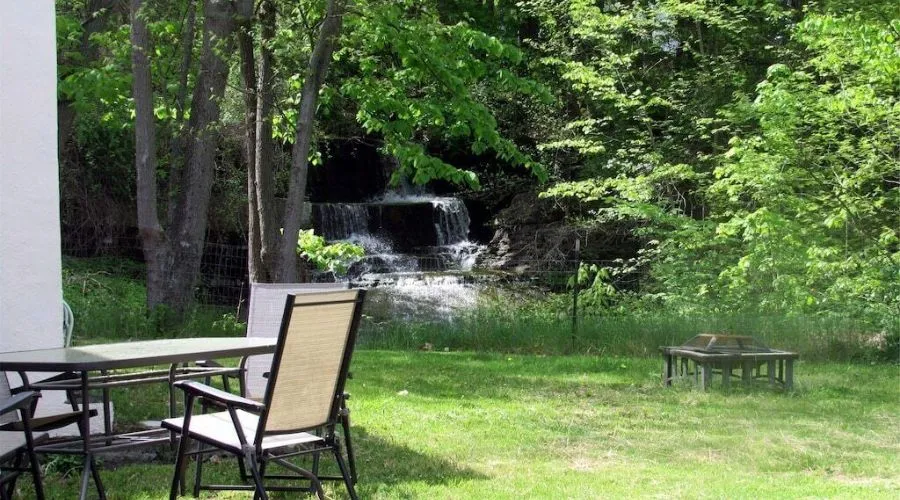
[538, 0, 898, 328]
[55, 0, 898, 328]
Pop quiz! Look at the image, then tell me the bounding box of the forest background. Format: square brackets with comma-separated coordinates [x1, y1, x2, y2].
[54, 0, 898, 341]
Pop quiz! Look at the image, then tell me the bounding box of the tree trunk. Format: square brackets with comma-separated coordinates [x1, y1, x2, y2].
[163, 0, 237, 312]
[276, 0, 346, 282]
[167, 0, 197, 226]
[254, 0, 279, 282]
[237, 7, 264, 283]
[130, 0, 167, 309]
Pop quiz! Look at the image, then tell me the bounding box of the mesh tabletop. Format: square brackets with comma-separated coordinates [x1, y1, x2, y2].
[0, 337, 276, 372]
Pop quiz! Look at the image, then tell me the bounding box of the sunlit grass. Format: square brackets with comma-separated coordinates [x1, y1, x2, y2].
[31, 351, 900, 499]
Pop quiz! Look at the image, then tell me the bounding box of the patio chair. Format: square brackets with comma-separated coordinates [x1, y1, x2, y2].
[0, 391, 45, 500]
[3, 297, 99, 436]
[163, 289, 366, 500]
[0, 373, 96, 439]
[242, 283, 350, 400]
[193, 282, 358, 490]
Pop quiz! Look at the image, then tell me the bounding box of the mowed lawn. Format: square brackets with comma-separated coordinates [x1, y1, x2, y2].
[38, 351, 899, 499]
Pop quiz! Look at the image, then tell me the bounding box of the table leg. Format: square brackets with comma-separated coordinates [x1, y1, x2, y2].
[722, 363, 731, 389]
[767, 360, 776, 387]
[168, 364, 178, 448]
[78, 460, 92, 500]
[79, 371, 106, 500]
[101, 369, 113, 445]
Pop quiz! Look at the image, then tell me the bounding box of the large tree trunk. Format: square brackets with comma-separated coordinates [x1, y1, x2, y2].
[130, 0, 167, 309]
[276, 0, 346, 282]
[132, 0, 236, 316]
[163, 0, 237, 312]
[238, 0, 277, 284]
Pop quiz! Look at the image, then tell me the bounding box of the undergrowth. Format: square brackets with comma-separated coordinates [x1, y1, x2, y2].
[63, 257, 897, 362]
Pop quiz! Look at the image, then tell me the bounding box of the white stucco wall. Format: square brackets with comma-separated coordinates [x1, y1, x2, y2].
[0, 1, 64, 352]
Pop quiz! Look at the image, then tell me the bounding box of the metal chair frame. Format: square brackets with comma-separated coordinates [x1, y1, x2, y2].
[0, 392, 44, 500]
[192, 282, 358, 489]
[164, 290, 366, 500]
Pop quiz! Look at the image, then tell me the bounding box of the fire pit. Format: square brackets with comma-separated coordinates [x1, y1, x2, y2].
[660, 334, 798, 390]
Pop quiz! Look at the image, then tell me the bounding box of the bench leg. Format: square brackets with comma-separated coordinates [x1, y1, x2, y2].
[785, 360, 794, 391]
[663, 354, 673, 386]
[701, 363, 712, 391]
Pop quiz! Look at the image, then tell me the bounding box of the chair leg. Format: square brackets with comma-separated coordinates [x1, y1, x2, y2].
[254, 460, 268, 500]
[169, 436, 192, 500]
[341, 412, 358, 484]
[334, 446, 358, 500]
[243, 448, 268, 500]
[6, 453, 22, 499]
[192, 443, 204, 497]
[310, 450, 321, 491]
[27, 448, 45, 500]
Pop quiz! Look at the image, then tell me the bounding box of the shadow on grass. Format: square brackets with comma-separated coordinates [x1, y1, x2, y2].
[352, 426, 487, 490]
[35, 426, 486, 499]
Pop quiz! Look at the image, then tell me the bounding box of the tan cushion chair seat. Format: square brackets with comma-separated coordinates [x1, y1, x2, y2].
[163, 411, 322, 454]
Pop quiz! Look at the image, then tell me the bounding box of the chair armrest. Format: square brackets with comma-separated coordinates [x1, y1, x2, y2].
[173, 381, 265, 412]
[0, 392, 38, 417]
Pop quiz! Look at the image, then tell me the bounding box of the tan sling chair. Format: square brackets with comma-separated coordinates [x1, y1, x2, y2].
[163, 289, 366, 499]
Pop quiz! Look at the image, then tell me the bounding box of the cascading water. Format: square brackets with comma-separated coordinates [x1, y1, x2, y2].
[311, 196, 484, 274]
[314, 203, 368, 240]
[310, 195, 486, 321]
[432, 198, 469, 246]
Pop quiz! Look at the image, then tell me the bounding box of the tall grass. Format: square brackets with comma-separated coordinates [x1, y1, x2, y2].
[359, 299, 896, 361]
[63, 257, 896, 361]
[62, 257, 243, 344]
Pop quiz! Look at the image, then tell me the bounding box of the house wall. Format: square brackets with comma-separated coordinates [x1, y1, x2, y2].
[0, 1, 64, 352]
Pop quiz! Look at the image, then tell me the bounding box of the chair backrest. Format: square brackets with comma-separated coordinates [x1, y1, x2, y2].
[244, 282, 350, 399]
[257, 289, 366, 436]
[62, 300, 75, 348]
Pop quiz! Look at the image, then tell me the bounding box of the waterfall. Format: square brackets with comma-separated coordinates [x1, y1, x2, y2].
[432, 199, 470, 246]
[310, 194, 489, 323]
[311, 195, 484, 277]
[313, 203, 369, 240]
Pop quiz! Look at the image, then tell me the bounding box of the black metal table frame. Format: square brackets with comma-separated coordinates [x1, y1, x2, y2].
[0, 339, 275, 500]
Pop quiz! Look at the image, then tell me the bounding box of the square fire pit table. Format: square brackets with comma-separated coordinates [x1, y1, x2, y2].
[660, 334, 798, 390]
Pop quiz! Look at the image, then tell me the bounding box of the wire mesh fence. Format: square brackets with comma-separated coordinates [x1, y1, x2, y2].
[61, 231, 644, 313]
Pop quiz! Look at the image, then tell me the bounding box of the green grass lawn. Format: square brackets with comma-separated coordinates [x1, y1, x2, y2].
[34, 350, 899, 499]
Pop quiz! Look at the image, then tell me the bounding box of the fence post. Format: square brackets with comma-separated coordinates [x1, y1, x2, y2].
[571, 238, 581, 353]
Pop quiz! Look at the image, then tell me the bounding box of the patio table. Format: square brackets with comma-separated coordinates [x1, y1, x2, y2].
[0, 337, 276, 499]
